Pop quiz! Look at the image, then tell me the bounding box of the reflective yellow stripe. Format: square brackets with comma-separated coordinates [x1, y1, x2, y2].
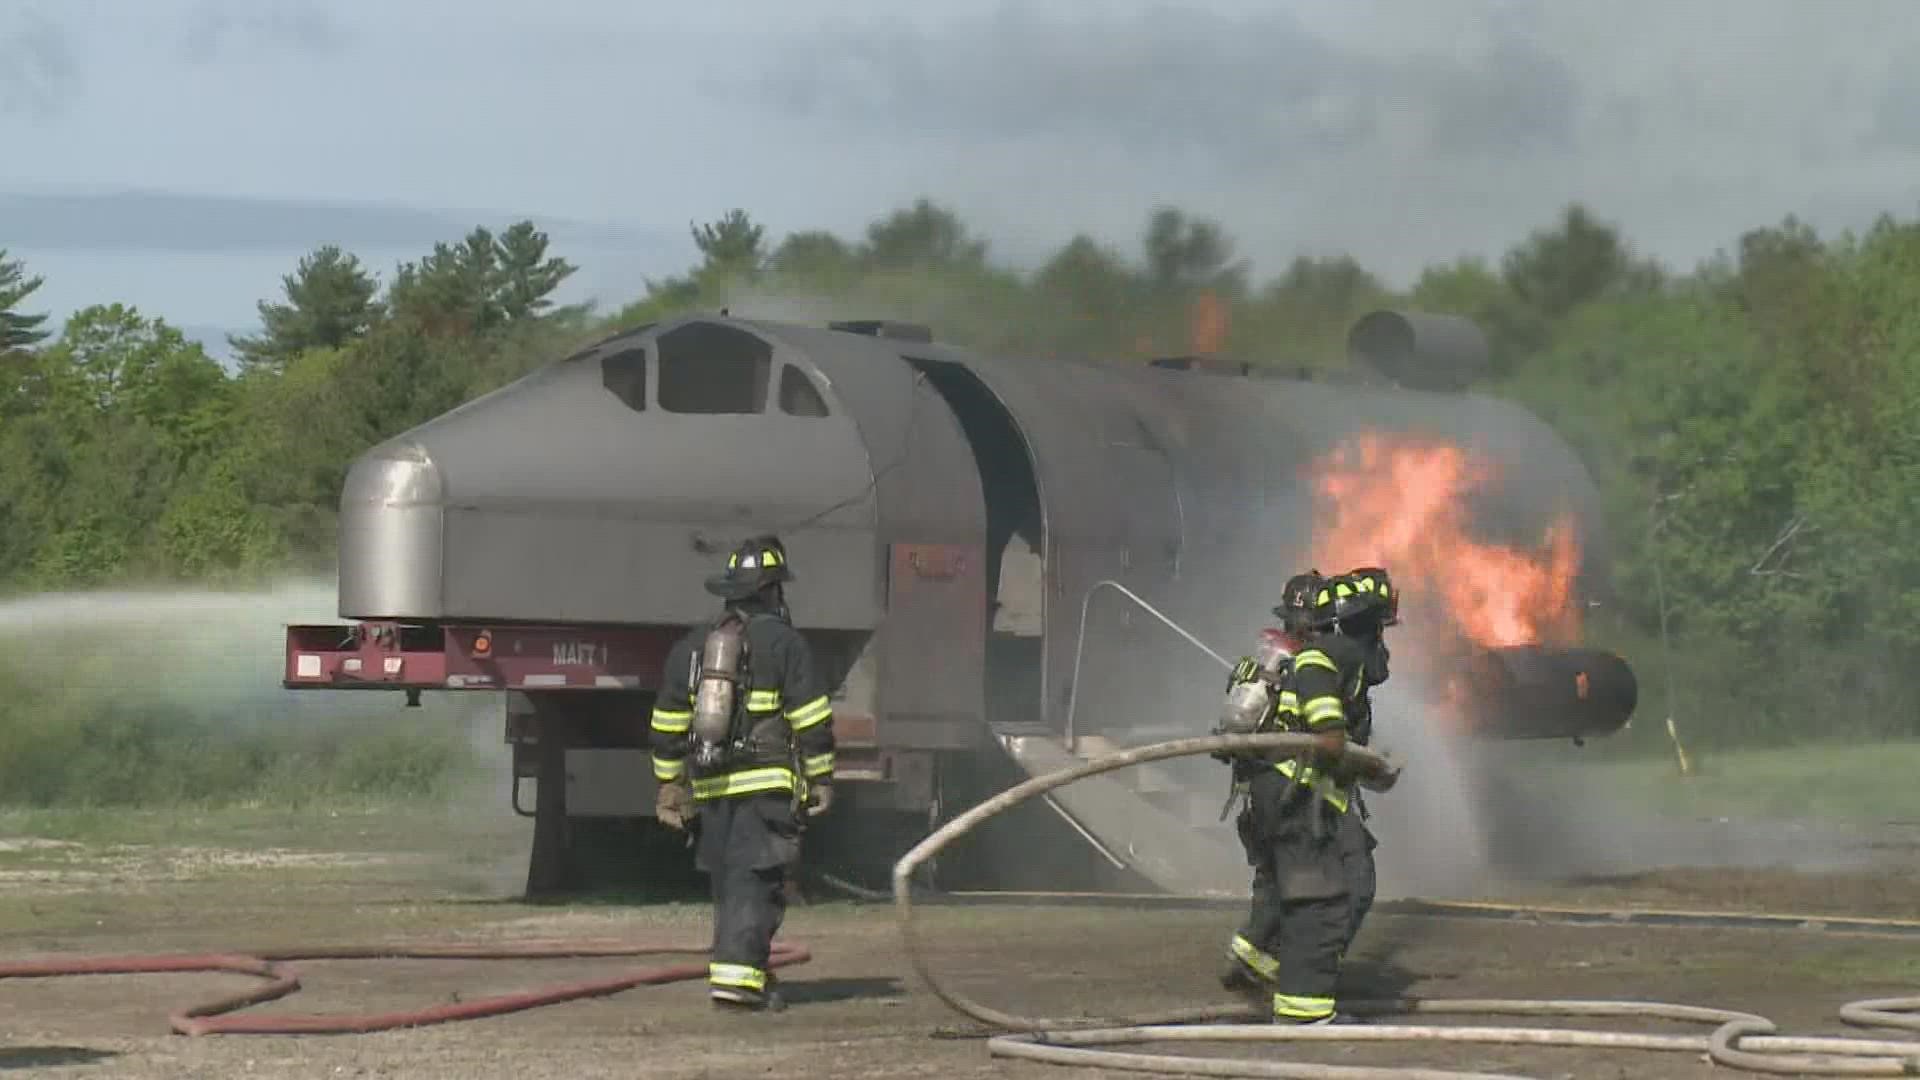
[691, 766, 797, 800]
[729, 546, 784, 570]
[1276, 758, 1320, 787]
[1230, 935, 1280, 982]
[1274, 993, 1335, 1020]
[1302, 695, 1344, 727]
[1275, 759, 1351, 813]
[1273, 689, 1300, 723]
[1293, 650, 1336, 673]
[785, 695, 831, 731]
[650, 708, 691, 733]
[708, 962, 765, 990]
[653, 756, 684, 781]
[746, 689, 782, 712]
[802, 752, 834, 778]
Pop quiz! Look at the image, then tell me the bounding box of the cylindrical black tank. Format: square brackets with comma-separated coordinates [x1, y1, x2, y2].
[1347, 309, 1491, 391]
[1453, 645, 1640, 741]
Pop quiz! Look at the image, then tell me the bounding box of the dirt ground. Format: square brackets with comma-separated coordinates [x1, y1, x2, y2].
[3, 815, 1920, 1080]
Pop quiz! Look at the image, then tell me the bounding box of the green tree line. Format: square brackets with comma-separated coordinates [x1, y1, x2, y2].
[4, 198, 1918, 752]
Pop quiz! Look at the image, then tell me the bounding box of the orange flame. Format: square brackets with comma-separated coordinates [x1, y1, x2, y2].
[1303, 433, 1582, 653]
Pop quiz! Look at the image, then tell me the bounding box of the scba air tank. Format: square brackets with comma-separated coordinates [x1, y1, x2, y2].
[1216, 634, 1293, 735]
[691, 621, 745, 765]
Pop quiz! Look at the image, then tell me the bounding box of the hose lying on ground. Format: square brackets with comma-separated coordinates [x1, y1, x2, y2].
[890, 730, 1920, 1078]
[816, 870, 897, 902]
[0, 940, 810, 1035]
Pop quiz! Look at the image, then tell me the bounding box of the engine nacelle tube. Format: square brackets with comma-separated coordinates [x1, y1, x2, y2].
[1448, 645, 1639, 741]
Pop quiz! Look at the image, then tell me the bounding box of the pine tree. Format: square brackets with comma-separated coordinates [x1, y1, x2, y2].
[0, 249, 51, 349]
[229, 246, 382, 369]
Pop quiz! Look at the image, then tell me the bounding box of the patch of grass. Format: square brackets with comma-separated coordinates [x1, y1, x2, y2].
[0, 799, 519, 852]
[1516, 738, 1920, 823]
[0, 702, 475, 808]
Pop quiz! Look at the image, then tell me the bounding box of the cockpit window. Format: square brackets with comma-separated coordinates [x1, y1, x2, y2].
[778, 364, 830, 417]
[656, 322, 772, 414]
[599, 348, 647, 412]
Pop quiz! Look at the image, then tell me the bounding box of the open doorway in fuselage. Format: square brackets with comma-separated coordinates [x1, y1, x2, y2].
[902, 356, 1046, 731]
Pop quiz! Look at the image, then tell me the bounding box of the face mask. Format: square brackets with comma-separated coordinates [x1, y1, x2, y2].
[1364, 639, 1390, 685]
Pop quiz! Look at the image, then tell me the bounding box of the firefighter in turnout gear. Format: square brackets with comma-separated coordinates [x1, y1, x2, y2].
[1217, 569, 1324, 998]
[1238, 570, 1400, 1025]
[649, 536, 836, 1012]
[1335, 566, 1399, 957]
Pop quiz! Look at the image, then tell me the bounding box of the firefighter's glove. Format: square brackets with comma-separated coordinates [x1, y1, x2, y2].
[1360, 752, 1402, 794]
[806, 783, 834, 817]
[655, 780, 694, 831]
[1207, 730, 1235, 764]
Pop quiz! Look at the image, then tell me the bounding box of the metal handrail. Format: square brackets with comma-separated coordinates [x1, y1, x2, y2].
[1062, 579, 1231, 750]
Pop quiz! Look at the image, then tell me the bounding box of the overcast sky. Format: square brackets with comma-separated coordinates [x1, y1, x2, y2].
[5, 0, 1920, 340]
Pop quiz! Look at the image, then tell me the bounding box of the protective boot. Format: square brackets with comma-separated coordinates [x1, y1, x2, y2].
[1219, 955, 1274, 1005]
[1221, 931, 1281, 1004]
[1273, 1009, 1366, 1026]
[711, 977, 787, 1013]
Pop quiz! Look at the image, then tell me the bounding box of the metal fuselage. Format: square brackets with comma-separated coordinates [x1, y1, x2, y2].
[283, 312, 1633, 892]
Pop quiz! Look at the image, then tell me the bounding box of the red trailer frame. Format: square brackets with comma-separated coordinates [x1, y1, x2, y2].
[284, 621, 677, 694]
[284, 620, 885, 757]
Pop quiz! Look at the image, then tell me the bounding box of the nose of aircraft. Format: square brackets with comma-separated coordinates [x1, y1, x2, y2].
[333, 318, 883, 627]
[338, 439, 445, 620]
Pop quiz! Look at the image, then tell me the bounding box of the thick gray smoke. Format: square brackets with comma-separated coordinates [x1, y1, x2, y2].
[1014, 390, 1880, 898]
[1091, 455, 1519, 901]
[714, 280, 1005, 352]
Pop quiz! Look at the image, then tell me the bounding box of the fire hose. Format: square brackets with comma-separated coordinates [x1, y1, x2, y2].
[0, 941, 810, 1035]
[889, 731, 1920, 1078]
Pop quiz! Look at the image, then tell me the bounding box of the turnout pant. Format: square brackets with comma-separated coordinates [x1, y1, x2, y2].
[1339, 805, 1377, 957]
[1231, 786, 1379, 982]
[693, 791, 803, 995]
[1228, 805, 1282, 984]
[1243, 770, 1352, 1021]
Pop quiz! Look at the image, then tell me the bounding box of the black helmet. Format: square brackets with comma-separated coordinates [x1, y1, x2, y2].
[704, 535, 794, 601]
[1308, 571, 1391, 634]
[1346, 566, 1399, 626]
[1271, 569, 1325, 633]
